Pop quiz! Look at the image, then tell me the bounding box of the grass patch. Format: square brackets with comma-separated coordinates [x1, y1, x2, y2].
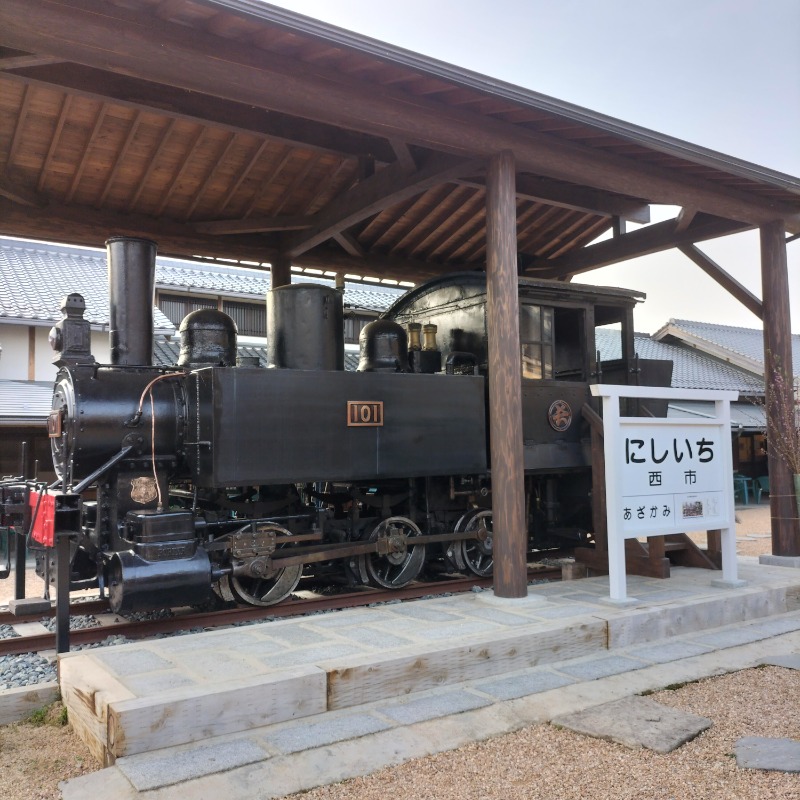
[25, 701, 68, 727]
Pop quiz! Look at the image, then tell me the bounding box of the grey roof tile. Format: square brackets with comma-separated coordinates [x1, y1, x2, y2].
[0, 238, 400, 328]
[0, 238, 174, 330]
[596, 331, 765, 393]
[656, 319, 800, 375]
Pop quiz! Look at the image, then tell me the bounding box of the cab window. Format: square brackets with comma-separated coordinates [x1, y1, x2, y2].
[520, 304, 553, 379]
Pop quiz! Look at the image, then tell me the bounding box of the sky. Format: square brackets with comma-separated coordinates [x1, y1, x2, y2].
[265, 0, 800, 333]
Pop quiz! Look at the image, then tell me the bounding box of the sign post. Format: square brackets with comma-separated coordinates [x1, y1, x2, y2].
[591, 385, 745, 602]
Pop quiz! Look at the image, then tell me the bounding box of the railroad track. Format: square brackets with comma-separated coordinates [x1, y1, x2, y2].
[0, 567, 563, 657]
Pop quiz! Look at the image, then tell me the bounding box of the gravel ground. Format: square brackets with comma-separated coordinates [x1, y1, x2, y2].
[287, 667, 800, 800]
[0, 504, 793, 800]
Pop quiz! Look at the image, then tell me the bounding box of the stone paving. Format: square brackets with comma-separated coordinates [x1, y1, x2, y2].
[49, 558, 800, 798]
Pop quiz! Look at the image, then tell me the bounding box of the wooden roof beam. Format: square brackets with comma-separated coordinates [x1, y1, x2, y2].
[678, 243, 763, 319]
[0, 172, 48, 207]
[459, 175, 650, 223]
[0, 197, 453, 283]
[286, 154, 483, 258]
[195, 215, 312, 235]
[2, 0, 795, 231]
[526, 214, 751, 278]
[0, 47, 64, 70]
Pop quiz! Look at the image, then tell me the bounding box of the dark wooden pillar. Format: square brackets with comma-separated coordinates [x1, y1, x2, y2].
[486, 151, 526, 598]
[760, 220, 800, 555]
[271, 252, 292, 288]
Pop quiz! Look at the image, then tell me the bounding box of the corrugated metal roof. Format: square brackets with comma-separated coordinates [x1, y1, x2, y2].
[0, 380, 52, 424]
[0, 238, 401, 325]
[668, 401, 765, 432]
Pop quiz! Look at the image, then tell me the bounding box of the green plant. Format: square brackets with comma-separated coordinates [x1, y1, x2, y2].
[26, 706, 49, 726]
[25, 701, 68, 727]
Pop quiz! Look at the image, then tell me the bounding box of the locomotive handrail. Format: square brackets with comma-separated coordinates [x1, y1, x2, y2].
[581, 402, 604, 437]
[71, 445, 134, 494]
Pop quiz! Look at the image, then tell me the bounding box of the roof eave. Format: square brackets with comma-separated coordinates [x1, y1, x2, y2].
[210, 0, 800, 197]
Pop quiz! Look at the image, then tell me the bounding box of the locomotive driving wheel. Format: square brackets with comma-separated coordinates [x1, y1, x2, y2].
[357, 516, 426, 589]
[457, 510, 493, 577]
[216, 523, 303, 607]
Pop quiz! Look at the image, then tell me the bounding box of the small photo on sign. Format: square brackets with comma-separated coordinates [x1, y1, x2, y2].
[682, 499, 704, 518]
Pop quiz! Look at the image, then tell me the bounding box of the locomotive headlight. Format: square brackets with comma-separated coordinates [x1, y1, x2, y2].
[48, 325, 62, 353]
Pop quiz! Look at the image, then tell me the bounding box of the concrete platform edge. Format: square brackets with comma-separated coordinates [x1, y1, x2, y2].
[60, 626, 800, 800]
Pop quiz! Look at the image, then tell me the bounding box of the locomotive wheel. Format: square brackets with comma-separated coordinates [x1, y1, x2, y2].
[447, 510, 478, 572]
[458, 510, 493, 577]
[358, 516, 426, 589]
[220, 563, 303, 607]
[217, 524, 303, 607]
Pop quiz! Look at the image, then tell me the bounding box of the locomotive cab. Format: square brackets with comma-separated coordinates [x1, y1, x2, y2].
[384, 272, 671, 546]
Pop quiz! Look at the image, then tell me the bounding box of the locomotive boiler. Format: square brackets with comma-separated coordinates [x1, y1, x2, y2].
[2, 237, 670, 614]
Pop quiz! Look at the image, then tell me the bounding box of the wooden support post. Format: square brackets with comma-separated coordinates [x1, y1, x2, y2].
[485, 151, 526, 598]
[270, 252, 292, 288]
[760, 220, 800, 555]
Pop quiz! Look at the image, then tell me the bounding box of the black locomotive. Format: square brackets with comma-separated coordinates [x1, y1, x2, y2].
[2, 237, 669, 614]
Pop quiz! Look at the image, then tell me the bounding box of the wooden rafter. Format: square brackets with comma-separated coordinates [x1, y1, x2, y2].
[396, 185, 477, 255]
[241, 148, 293, 218]
[459, 174, 651, 224]
[301, 157, 349, 216]
[361, 191, 431, 247]
[333, 231, 365, 257]
[7, 83, 31, 168]
[97, 111, 143, 207]
[271, 156, 317, 217]
[156, 125, 205, 216]
[286, 155, 482, 259]
[2, 64, 396, 164]
[195, 215, 311, 235]
[425, 195, 488, 260]
[526, 214, 751, 278]
[211, 139, 269, 217]
[0, 196, 458, 282]
[0, 173, 47, 207]
[64, 103, 107, 203]
[37, 94, 72, 192]
[128, 118, 178, 212]
[0, 51, 64, 70]
[183, 132, 238, 220]
[678, 244, 763, 318]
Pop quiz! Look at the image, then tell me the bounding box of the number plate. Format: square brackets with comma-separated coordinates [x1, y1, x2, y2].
[347, 401, 384, 427]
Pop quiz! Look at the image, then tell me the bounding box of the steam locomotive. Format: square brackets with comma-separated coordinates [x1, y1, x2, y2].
[1, 237, 669, 614]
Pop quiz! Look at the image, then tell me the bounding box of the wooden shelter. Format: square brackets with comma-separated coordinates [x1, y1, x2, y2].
[1, 0, 799, 591]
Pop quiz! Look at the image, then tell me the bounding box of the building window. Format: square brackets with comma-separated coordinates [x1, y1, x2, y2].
[344, 314, 373, 345]
[222, 300, 266, 337]
[158, 293, 216, 326]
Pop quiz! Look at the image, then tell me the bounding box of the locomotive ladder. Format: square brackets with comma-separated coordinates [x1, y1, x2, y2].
[573, 403, 721, 579]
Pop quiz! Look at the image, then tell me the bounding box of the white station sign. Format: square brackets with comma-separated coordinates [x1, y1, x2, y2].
[591, 385, 742, 602]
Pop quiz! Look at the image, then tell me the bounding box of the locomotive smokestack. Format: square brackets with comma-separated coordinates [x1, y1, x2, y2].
[106, 237, 157, 366]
